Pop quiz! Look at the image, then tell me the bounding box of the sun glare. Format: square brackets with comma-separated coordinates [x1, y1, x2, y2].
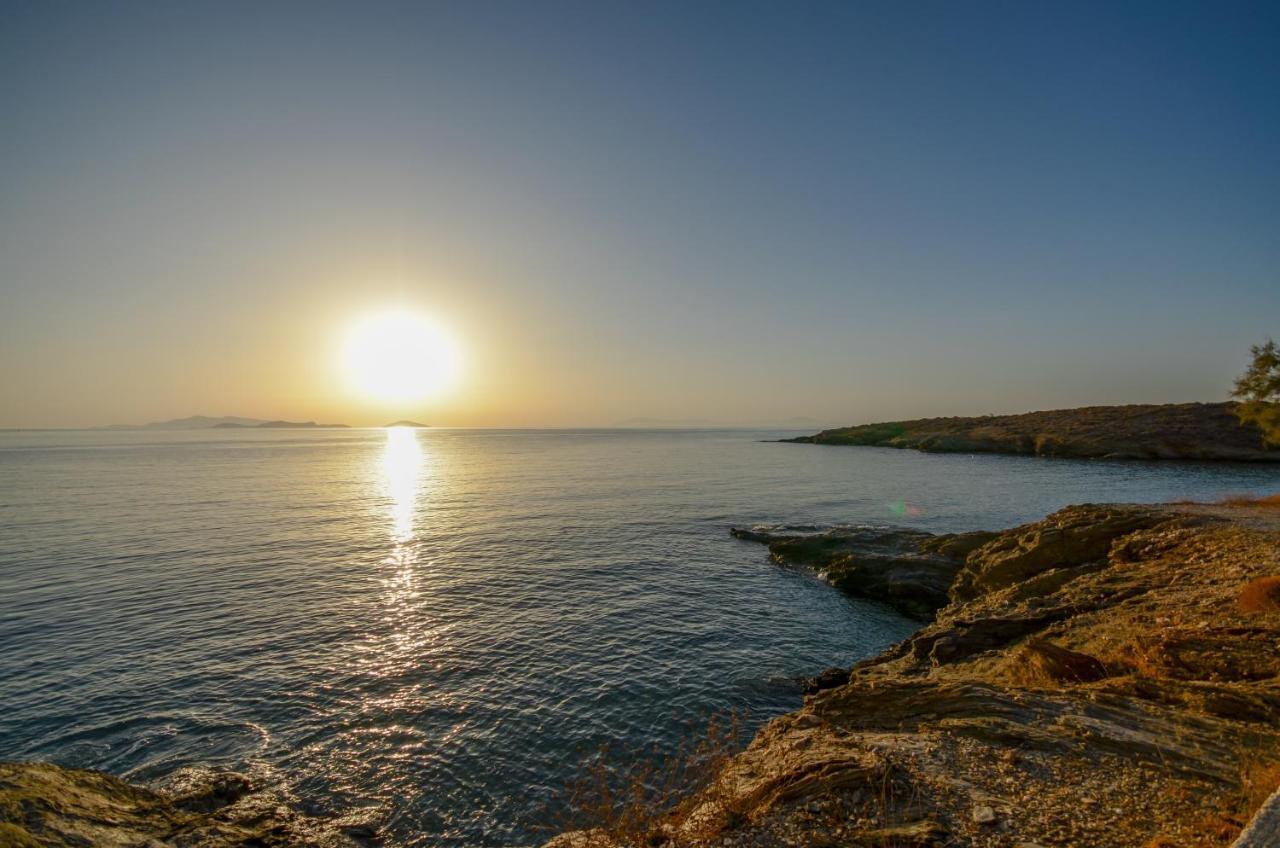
[342, 310, 460, 402]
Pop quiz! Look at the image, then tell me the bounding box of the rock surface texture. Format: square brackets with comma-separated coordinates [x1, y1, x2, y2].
[554, 500, 1280, 847]
[0, 763, 376, 847]
[786, 401, 1279, 461]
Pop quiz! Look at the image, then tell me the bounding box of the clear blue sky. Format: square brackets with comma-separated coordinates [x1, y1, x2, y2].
[1, 1, 1277, 427]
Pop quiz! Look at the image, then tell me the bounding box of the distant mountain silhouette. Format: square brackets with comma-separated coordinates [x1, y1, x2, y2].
[103, 415, 268, 430]
[214, 420, 349, 429]
[384, 420, 429, 428]
[101, 416, 348, 430]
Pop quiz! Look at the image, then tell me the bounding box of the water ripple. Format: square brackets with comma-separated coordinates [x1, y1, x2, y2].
[1, 428, 1274, 845]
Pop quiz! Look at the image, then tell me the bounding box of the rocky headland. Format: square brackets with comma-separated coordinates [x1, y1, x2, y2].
[552, 498, 1280, 847]
[784, 402, 1279, 461]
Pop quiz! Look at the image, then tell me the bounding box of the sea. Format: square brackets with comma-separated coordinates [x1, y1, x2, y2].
[0, 427, 1275, 845]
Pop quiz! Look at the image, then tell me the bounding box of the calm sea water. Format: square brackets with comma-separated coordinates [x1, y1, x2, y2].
[1, 428, 1275, 845]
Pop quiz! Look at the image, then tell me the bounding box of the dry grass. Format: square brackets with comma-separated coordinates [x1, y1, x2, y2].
[1240, 759, 1280, 816]
[548, 713, 745, 847]
[1144, 758, 1280, 847]
[1239, 576, 1280, 614]
[1106, 634, 1174, 679]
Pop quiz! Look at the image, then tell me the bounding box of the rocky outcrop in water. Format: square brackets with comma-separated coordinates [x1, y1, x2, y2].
[0, 762, 377, 847]
[553, 499, 1280, 847]
[730, 525, 997, 620]
[785, 401, 1279, 461]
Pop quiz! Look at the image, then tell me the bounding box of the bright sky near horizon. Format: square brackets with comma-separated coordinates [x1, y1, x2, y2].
[1, 1, 1277, 428]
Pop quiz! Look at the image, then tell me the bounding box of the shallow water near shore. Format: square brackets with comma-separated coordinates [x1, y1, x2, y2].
[0, 427, 1275, 846]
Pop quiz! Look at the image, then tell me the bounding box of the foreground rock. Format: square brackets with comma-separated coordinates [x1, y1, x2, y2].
[0, 762, 377, 847]
[785, 401, 1279, 461]
[552, 500, 1280, 847]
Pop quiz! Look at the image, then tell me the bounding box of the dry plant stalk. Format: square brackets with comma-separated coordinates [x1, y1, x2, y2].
[549, 713, 745, 847]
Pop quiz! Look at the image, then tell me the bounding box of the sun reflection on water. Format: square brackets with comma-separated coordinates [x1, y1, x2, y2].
[372, 426, 433, 679]
[383, 426, 424, 545]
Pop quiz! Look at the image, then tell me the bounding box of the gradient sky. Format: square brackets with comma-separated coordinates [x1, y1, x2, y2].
[2, 1, 1277, 428]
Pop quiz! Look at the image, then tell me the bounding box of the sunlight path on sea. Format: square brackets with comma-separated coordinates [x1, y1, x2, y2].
[6, 428, 1276, 846]
[377, 427, 431, 685]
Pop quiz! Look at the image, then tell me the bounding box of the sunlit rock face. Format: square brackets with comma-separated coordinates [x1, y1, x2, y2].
[579, 503, 1280, 848]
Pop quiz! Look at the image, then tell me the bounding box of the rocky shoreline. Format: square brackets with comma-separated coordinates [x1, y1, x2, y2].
[0, 762, 379, 847]
[6, 500, 1280, 847]
[554, 499, 1280, 847]
[785, 402, 1279, 462]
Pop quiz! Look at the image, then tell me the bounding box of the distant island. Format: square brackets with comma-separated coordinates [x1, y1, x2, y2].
[384, 420, 430, 428]
[784, 401, 1279, 461]
[101, 416, 349, 430]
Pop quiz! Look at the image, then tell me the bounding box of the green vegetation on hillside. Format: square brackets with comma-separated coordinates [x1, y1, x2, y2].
[787, 402, 1277, 461]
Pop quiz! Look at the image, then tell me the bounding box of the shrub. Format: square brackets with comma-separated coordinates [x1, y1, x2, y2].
[1238, 577, 1280, 614]
[1232, 339, 1280, 447]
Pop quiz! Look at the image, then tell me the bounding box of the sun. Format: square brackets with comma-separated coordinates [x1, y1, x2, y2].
[342, 310, 461, 402]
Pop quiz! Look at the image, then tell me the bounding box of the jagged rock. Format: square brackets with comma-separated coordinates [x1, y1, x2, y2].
[0, 761, 369, 847]
[802, 667, 850, 695]
[920, 530, 999, 560]
[911, 611, 1070, 665]
[972, 804, 997, 825]
[731, 525, 973, 620]
[950, 505, 1175, 602]
[165, 768, 253, 813]
[544, 829, 612, 848]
